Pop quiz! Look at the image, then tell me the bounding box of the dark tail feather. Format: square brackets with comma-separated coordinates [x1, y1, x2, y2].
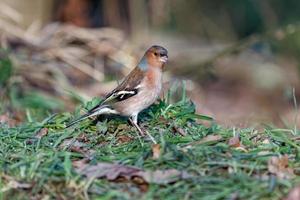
[66, 112, 92, 128]
[66, 105, 115, 128]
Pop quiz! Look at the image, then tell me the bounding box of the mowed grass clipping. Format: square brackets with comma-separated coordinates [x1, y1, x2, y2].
[1, 88, 300, 200]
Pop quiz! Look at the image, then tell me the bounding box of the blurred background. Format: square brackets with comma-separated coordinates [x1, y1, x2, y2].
[0, 0, 300, 127]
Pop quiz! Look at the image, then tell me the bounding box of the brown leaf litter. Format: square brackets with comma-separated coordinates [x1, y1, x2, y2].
[228, 134, 247, 152]
[268, 155, 294, 179]
[0, 113, 17, 127]
[1, 174, 32, 191]
[35, 128, 48, 139]
[172, 126, 187, 136]
[152, 144, 161, 159]
[184, 135, 223, 148]
[60, 138, 95, 158]
[76, 162, 191, 184]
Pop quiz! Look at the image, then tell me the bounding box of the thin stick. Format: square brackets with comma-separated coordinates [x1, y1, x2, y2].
[292, 88, 298, 135]
[129, 118, 157, 144]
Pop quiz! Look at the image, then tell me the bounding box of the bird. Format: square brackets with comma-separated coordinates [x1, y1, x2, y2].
[66, 45, 168, 143]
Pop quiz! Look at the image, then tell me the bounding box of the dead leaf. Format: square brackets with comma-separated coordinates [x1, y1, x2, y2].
[117, 135, 133, 143]
[72, 159, 90, 169]
[137, 169, 190, 184]
[35, 128, 48, 139]
[76, 162, 191, 184]
[199, 135, 222, 144]
[185, 135, 222, 148]
[76, 162, 140, 180]
[285, 185, 300, 200]
[60, 138, 95, 158]
[60, 139, 86, 149]
[7, 180, 32, 190]
[0, 114, 16, 127]
[228, 135, 247, 151]
[228, 135, 241, 147]
[172, 126, 187, 136]
[268, 155, 294, 179]
[1, 175, 31, 190]
[77, 133, 89, 143]
[152, 144, 161, 159]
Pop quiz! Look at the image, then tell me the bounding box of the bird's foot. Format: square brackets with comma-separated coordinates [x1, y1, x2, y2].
[137, 126, 147, 137]
[129, 119, 156, 144]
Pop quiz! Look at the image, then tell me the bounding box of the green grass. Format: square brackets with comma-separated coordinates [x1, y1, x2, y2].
[1, 52, 300, 199]
[0, 91, 300, 200]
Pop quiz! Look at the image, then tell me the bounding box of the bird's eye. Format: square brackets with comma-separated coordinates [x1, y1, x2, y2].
[160, 53, 167, 57]
[154, 52, 158, 56]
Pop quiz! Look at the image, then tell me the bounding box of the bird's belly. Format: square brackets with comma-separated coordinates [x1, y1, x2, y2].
[113, 86, 161, 116]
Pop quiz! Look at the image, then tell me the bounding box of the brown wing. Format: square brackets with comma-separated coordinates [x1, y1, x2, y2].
[67, 67, 145, 127]
[105, 67, 145, 100]
[92, 67, 145, 110]
[87, 67, 145, 113]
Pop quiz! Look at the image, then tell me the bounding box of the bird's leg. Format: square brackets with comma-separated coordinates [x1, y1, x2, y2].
[129, 114, 144, 136]
[129, 114, 157, 144]
[132, 113, 138, 125]
[129, 117, 144, 136]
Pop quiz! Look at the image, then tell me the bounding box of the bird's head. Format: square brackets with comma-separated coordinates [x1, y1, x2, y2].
[138, 45, 168, 70]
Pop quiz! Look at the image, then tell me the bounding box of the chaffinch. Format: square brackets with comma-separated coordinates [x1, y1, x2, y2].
[67, 45, 168, 143]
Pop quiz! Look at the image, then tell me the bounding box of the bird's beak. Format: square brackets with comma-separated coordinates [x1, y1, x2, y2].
[159, 55, 168, 63]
